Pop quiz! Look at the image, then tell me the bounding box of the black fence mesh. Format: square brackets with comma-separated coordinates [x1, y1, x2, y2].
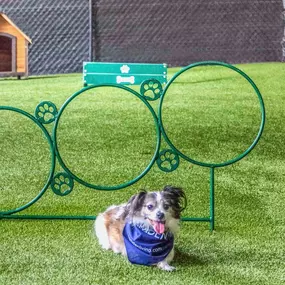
[0, 0, 284, 75]
[0, 0, 90, 75]
[282, 5, 285, 60]
[92, 0, 284, 66]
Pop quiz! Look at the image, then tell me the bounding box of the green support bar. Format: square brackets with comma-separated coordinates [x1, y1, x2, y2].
[0, 61, 266, 231]
[0, 215, 97, 220]
[210, 167, 215, 232]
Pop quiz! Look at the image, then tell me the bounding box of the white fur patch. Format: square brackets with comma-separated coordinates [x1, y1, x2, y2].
[95, 214, 111, 250]
[114, 203, 127, 220]
[155, 191, 162, 202]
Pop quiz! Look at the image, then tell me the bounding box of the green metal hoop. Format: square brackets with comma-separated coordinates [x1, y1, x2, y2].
[0, 106, 55, 215]
[158, 61, 266, 168]
[52, 84, 161, 191]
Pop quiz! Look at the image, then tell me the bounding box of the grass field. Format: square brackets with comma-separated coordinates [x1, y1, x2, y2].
[0, 62, 285, 285]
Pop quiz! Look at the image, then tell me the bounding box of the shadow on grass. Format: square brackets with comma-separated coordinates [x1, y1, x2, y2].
[25, 75, 64, 80]
[175, 248, 207, 267]
[0, 75, 63, 81]
[171, 75, 236, 85]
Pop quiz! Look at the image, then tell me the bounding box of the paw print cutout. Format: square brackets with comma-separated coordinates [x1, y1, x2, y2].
[156, 149, 180, 172]
[51, 172, 74, 196]
[140, 79, 163, 101]
[35, 101, 58, 124]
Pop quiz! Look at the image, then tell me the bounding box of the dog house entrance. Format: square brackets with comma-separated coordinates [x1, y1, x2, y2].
[0, 34, 15, 72]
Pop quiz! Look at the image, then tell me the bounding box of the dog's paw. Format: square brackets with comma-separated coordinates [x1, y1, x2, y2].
[100, 243, 111, 250]
[157, 262, 176, 272]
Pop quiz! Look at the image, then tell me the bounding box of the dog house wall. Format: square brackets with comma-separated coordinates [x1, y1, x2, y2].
[0, 13, 31, 77]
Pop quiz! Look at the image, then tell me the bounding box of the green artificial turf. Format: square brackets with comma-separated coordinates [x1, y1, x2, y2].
[0, 63, 285, 284]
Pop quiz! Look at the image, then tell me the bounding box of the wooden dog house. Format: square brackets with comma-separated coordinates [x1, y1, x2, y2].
[0, 13, 32, 78]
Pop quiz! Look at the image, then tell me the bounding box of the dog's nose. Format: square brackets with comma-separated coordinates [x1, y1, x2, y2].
[156, 211, 165, 220]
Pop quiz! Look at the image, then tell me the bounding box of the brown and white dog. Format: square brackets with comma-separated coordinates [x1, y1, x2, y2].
[95, 186, 187, 271]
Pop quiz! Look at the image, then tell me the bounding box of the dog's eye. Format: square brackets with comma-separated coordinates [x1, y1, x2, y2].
[147, 204, 154, 210]
[163, 204, 170, 210]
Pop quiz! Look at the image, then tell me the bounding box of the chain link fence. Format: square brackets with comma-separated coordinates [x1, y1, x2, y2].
[92, 0, 284, 66]
[281, 0, 285, 61]
[0, 0, 284, 75]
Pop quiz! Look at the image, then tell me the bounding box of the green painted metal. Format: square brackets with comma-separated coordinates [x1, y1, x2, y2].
[210, 167, 215, 232]
[83, 62, 167, 86]
[0, 61, 266, 231]
[156, 149, 180, 173]
[53, 84, 161, 191]
[158, 61, 266, 168]
[0, 214, 97, 220]
[51, 172, 74, 196]
[157, 61, 265, 230]
[35, 101, 58, 124]
[0, 106, 56, 215]
[140, 78, 164, 101]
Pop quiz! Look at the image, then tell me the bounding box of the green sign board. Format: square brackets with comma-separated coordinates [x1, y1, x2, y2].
[83, 62, 167, 86]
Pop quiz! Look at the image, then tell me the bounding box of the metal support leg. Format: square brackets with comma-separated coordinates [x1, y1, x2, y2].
[210, 167, 215, 231]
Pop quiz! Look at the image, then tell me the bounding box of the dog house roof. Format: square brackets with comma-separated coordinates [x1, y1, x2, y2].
[0, 12, 32, 43]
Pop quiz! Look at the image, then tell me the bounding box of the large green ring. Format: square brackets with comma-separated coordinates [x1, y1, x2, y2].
[0, 106, 55, 214]
[53, 84, 161, 190]
[158, 61, 266, 168]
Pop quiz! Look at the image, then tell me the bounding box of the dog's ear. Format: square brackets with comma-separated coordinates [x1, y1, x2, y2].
[126, 190, 147, 217]
[162, 185, 187, 216]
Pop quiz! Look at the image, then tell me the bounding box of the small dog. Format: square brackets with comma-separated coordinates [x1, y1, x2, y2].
[95, 185, 187, 271]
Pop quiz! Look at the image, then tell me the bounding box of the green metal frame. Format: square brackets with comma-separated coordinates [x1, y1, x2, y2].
[0, 61, 265, 231]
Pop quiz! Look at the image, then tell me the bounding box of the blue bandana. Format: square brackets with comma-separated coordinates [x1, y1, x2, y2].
[123, 222, 174, 266]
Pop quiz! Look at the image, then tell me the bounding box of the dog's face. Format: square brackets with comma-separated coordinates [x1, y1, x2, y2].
[126, 186, 187, 234]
